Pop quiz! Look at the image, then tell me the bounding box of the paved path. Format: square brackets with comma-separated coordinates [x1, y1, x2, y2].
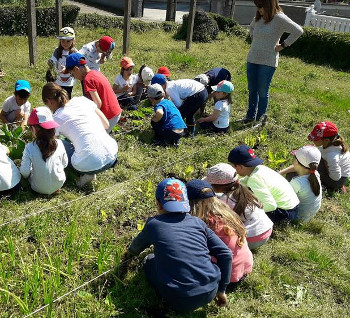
[65, 0, 209, 23]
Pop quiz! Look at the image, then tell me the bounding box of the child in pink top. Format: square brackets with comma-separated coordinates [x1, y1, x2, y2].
[186, 179, 253, 284]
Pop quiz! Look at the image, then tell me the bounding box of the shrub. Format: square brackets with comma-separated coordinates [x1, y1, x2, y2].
[281, 27, 350, 71]
[209, 12, 249, 39]
[175, 10, 219, 43]
[0, 4, 80, 36]
[76, 13, 179, 33]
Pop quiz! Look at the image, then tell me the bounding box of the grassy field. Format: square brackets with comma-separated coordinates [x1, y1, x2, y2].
[0, 27, 349, 318]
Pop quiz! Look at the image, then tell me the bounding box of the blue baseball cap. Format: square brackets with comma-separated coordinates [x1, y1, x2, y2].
[228, 145, 263, 167]
[186, 179, 215, 201]
[211, 80, 234, 93]
[151, 74, 167, 85]
[66, 52, 87, 69]
[15, 80, 31, 93]
[156, 178, 190, 213]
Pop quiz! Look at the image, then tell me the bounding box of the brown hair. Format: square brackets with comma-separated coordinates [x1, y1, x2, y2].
[308, 162, 320, 196]
[56, 40, 76, 59]
[42, 82, 69, 108]
[327, 134, 349, 154]
[254, 0, 282, 23]
[213, 182, 262, 219]
[32, 125, 58, 161]
[189, 190, 247, 247]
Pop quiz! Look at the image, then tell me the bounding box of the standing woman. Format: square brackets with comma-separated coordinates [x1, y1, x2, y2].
[242, 0, 303, 123]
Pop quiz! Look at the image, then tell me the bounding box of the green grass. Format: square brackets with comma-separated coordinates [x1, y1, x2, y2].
[0, 27, 349, 317]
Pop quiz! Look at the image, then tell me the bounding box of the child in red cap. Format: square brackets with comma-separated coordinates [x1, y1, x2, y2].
[308, 121, 350, 192]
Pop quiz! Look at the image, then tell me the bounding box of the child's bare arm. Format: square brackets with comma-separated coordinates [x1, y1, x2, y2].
[0, 110, 9, 124]
[197, 109, 220, 123]
[89, 91, 102, 109]
[279, 165, 295, 175]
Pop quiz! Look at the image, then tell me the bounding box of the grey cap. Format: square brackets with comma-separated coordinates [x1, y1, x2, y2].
[147, 83, 164, 99]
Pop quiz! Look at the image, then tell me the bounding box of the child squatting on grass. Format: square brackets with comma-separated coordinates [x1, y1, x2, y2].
[47, 26, 77, 99]
[196, 80, 234, 134]
[279, 145, 322, 222]
[228, 145, 300, 223]
[186, 179, 253, 285]
[128, 178, 232, 312]
[20, 107, 68, 195]
[0, 80, 31, 129]
[204, 163, 273, 249]
[148, 83, 186, 146]
[307, 121, 350, 193]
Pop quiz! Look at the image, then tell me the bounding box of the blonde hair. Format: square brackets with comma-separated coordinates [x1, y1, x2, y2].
[189, 189, 247, 247]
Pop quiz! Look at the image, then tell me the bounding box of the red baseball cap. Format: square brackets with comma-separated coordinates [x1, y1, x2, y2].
[99, 36, 115, 52]
[28, 107, 59, 129]
[120, 57, 135, 69]
[157, 66, 171, 77]
[308, 121, 338, 141]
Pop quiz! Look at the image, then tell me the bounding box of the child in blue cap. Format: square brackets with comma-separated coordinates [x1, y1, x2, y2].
[0, 80, 31, 128]
[128, 178, 232, 312]
[196, 80, 234, 133]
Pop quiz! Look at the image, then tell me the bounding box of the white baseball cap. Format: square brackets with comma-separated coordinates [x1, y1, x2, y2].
[203, 163, 238, 185]
[141, 67, 154, 86]
[292, 145, 321, 168]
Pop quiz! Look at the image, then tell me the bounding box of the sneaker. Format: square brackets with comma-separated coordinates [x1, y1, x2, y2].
[256, 114, 268, 126]
[340, 185, 347, 194]
[76, 174, 96, 188]
[236, 117, 255, 124]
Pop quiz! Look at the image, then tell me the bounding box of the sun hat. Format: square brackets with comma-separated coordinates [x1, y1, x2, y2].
[141, 67, 154, 85]
[15, 80, 31, 93]
[151, 74, 167, 85]
[228, 145, 263, 167]
[157, 66, 171, 77]
[147, 84, 164, 99]
[155, 178, 190, 213]
[211, 80, 234, 94]
[120, 57, 135, 69]
[65, 53, 86, 69]
[194, 74, 209, 86]
[308, 121, 338, 141]
[57, 27, 75, 40]
[203, 163, 238, 185]
[28, 107, 59, 129]
[186, 179, 216, 201]
[99, 36, 115, 52]
[291, 145, 321, 168]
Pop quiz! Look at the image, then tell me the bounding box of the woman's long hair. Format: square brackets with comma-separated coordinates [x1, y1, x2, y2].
[189, 190, 247, 247]
[254, 0, 282, 23]
[42, 82, 69, 108]
[32, 125, 57, 161]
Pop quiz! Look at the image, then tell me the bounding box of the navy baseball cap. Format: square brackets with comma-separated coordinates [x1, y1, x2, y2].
[228, 145, 263, 167]
[66, 52, 87, 69]
[186, 179, 216, 201]
[151, 74, 167, 85]
[156, 178, 190, 213]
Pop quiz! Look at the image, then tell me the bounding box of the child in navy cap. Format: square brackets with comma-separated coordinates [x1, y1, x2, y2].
[228, 145, 299, 223]
[128, 178, 232, 312]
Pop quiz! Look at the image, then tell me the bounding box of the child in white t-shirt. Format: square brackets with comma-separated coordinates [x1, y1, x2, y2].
[112, 56, 138, 110]
[0, 143, 21, 197]
[0, 80, 31, 128]
[280, 145, 322, 222]
[20, 107, 68, 195]
[196, 80, 234, 133]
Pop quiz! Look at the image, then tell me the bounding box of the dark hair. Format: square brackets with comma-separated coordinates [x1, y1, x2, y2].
[212, 182, 262, 219]
[15, 89, 30, 99]
[308, 162, 320, 196]
[42, 82, 69, 108]
[254, 0, 282, 23]
[32, 124, 57, 161]
[138, 64, 146, 78]
[327, 134, 349, 154]
[56, 40, 75, 59]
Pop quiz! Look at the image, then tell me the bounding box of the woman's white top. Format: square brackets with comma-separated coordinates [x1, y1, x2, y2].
[217, 192, 273, 238]
[53, 97, 118, 172]
[247, 12, 303, 68]
[20, 140, 68, 194]
[0, 144, 21, 191]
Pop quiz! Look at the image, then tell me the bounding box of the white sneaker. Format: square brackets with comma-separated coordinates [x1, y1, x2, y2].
[76, 174, 96, 188]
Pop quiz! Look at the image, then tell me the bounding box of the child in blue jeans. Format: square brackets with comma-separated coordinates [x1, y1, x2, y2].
[128, 178, 232, 312]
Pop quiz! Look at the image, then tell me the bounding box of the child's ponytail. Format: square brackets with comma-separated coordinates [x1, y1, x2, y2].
[33, 125, 58, 161]
[331, 134, 349, 154]
[42, 82, 69, 108]
[308, 162, 320, 196]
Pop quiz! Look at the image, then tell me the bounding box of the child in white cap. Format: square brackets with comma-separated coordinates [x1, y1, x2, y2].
[196, 80, 234, 134]
[280, 145, 322, 222]
[204, 163, 273, 249]
[20, 107, 68, 195]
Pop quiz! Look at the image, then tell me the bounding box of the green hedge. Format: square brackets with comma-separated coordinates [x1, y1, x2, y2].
[281, 27, 350, 71]
[76, 13, 179, 33]
[209, 13, 249, 39]
[0, 4, 80, 36]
